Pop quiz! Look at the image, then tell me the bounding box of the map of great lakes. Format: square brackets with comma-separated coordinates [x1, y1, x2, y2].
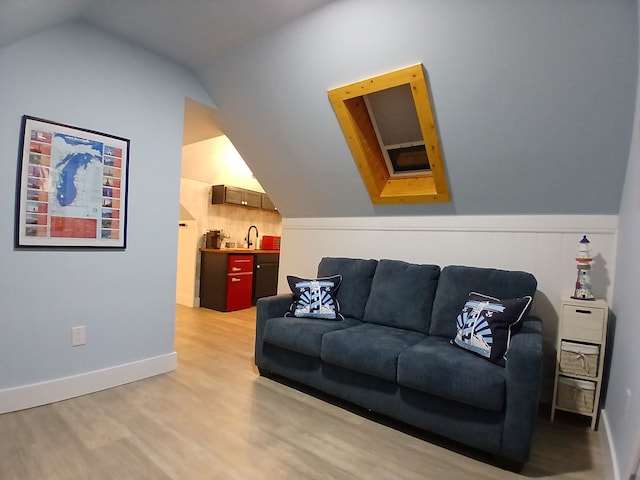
[50, 134, 103, 219]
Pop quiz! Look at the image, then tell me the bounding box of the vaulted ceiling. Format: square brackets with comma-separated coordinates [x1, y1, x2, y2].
[2, 0, 637, 218]
[1, 0, 337, 149]
[0, 0, 336, 70]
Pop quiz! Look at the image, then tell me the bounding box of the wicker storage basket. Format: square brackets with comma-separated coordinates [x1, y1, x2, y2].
[557, 377, 595, 414]
[560, 341, 599, 377]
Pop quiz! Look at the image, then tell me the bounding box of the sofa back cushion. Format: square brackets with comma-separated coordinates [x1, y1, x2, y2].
[429, 265, 537, 338]
[363, 259, 441, 333]
[317, 257, 378, 320]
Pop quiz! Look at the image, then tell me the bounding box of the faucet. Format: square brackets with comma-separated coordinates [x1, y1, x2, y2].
[246, 225, 259, 249]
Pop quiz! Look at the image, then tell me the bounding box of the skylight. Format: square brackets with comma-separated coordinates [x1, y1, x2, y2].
[328, 64, 449, 204]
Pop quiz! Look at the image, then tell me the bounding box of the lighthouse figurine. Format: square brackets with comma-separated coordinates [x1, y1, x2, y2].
[572, 235, 595, 300]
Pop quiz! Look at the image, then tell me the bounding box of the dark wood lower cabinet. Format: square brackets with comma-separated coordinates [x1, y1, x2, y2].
[200, 251, 279, 311]
[200, 253, 254, 311]
[253, 254, 280, 305]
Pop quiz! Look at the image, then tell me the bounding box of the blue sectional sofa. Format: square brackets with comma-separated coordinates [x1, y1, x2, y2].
[255, 257, 543, 467]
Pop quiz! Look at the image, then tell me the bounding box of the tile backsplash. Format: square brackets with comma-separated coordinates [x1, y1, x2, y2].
[180, 177, 282, 248]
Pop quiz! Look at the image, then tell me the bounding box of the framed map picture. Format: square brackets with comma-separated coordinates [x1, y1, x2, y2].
[15, 115, 130, 248]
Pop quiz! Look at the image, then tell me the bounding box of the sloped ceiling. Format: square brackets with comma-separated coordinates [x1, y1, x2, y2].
[199, 0, 638, 217]
[0, 0, 337, 70]
[183, 98, 223, 146]
[0, 0, 337, 173]
[2, 0, 637, 218]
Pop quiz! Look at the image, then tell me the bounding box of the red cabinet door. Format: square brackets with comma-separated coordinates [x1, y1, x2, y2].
[226, 255, 254, 311]
[226, 273, 253, 311]
[228, 255, 253, 273]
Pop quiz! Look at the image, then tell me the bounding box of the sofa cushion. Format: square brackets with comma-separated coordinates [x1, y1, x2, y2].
[264, 316, 362, 358]
[286, 275, 343, 320]
[453, 292, 533, 366]
[397, 336, 506, 411]
[363, 259, 440, 333]
[317, 257, 378, 321]
[321, 324, 425, 381]
[429, 265, 537, 339]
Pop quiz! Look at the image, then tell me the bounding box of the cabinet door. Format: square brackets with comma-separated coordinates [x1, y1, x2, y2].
[228, 255, 253, 273]
[253, 254, 279, 304]
[244, 190, 262, 208]
[199, 252, 229, 311]
[226, 255, 254, 311]
[261, 194, 277, 211]
[226, 273, 253, 311]
[224, 186, 244, 206]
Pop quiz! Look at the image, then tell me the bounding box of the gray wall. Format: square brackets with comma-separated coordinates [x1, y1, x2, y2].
[606, 4, 640, 473]
[198, 0, 637, 218]
[0, 22, 212, 389]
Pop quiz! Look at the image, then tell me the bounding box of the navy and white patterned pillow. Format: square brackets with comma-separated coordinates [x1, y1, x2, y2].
[286, 275, 343, 320]
[452, 292, 532, 366]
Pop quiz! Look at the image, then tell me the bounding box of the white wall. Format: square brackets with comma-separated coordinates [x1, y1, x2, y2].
[278, 214, 617, 402]
[0, 22, 213, 411]
[601, 5, 640, 477]
[176, 220, 199, 307]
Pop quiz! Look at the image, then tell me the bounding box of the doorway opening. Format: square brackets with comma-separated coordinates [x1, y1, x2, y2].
[176, 97, 283, 310]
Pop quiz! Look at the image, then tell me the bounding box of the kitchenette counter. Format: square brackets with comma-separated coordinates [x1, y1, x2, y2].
[200, 248, 280, 254]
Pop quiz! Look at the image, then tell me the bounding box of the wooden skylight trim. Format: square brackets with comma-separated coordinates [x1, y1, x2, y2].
[328, 64, 449, 204]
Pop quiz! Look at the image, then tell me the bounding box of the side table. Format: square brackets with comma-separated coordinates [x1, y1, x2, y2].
[550, 297, 608, 430]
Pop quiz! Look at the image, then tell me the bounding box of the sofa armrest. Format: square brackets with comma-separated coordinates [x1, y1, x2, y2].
[501, 316, 543, 463]
[255, 294, 293, 368]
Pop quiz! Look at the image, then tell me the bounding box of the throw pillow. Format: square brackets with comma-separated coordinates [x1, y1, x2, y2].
[286, 275, 343, 320]
[452, 292, 532, 366]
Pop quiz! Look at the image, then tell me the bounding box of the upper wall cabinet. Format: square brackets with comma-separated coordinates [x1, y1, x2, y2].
[212, 185, 278, 212]
[212, 185, 261, 208]
[261, 194, 278, 212]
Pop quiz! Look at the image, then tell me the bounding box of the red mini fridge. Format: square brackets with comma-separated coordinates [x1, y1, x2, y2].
[226, 255, 254, 311]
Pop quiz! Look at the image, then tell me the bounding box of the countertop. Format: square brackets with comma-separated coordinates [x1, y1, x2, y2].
[200, 248, 280, 254]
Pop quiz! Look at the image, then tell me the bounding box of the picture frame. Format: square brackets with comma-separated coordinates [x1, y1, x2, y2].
[14, 115, 130, 249]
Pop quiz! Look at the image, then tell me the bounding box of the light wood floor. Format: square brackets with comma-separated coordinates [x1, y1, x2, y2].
[0, 305, 605, 479]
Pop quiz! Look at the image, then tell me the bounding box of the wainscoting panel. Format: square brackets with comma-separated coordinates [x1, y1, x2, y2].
[278, 215, 618, 402]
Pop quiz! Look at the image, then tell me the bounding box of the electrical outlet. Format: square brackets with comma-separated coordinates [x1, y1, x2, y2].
[72, 326, 86, 346]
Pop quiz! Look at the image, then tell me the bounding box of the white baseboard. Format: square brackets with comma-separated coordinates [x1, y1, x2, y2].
[176, 292, 198, 307]
[601, 410, 621, 480]
[0, 352, 177, 414]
